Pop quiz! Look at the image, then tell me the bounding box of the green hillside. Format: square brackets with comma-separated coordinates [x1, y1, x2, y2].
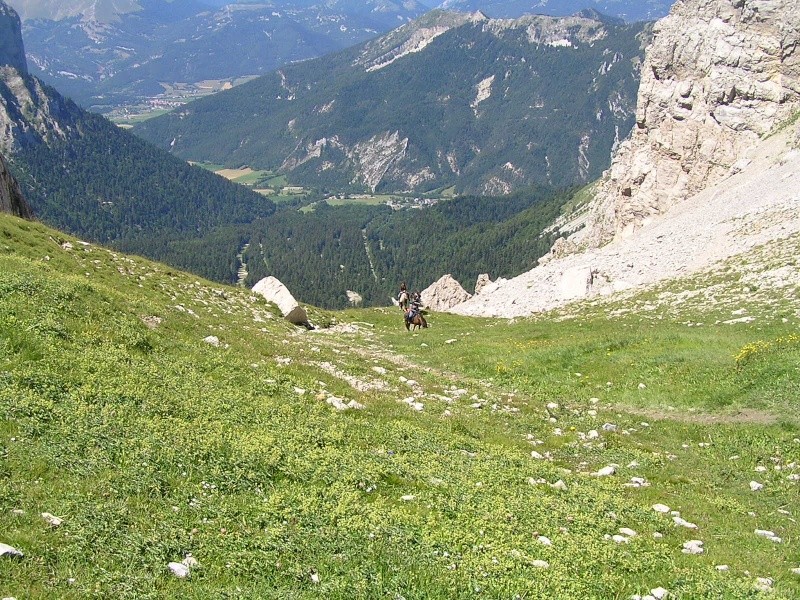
[1, 214, 799, 598]
[134, 13, 649, 195]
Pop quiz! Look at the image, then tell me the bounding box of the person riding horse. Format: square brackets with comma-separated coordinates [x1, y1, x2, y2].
[404, 291, 427, 330]
[405, 291, 421, 324]
[398, 282, 409, 310]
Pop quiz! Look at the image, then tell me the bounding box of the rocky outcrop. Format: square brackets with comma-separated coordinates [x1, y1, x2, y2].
[421, 274, 472, 311]
[573, 0, 800, 249]
[252, 276, 310, 327]
[0, 1, 27, 75]
[0, 0, 77, 155]
[474, 273, 492, 295]
[0, 151, 32, 218]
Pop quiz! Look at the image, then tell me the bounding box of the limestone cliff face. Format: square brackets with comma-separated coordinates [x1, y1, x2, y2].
[0, 0, 77, 155]
[574, 0, 800, 248]
[0, 1, 27, 75]
[0, 151, 32, 219]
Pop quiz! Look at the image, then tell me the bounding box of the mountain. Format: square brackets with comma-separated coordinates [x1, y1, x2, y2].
[0, 150, 31, 217]
[0, 0, 276, 281]
[436, 0, 674, 22]
[11, 0, 429, 110]
[0, 0, 26, 74]
[134, 10, 651, 195]
[450, 0, 800, 318]
[7, 0, 141, 21]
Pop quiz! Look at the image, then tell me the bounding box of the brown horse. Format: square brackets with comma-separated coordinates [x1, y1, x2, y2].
[404, 310, 428, 331]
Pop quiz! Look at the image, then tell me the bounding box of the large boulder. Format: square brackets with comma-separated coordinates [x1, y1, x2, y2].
[252, 276, 309, 326]
[421, 274, 472, 311]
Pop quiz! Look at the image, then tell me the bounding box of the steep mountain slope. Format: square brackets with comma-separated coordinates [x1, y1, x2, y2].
[0, 0, 275, 281]
[135, 10, 651, 195]
[450, 0, 800, 318]
[13, 0, 429, 109]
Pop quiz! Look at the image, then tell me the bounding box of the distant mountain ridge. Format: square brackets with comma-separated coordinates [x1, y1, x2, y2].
[435, 0, 673, 21]
[11, 0, 430, 109]
[135, 9, 651, 195]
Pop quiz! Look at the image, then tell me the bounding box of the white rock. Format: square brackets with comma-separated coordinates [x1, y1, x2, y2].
[619, 527, 637, 537]
[401, 495, 415, 501]
[749, 481, 764, 491]
[531, 559, 549, 568]
[754, 577, 773, 592]
[682, 540, 704, 555]
[587, 430, 599, 439]
[252, 276, 309, 325]
[652, 532, 663, 539]
[612, 534, 630, 544]
[673, 516, 698, 529]
[0, 543, 23, 558]
[652, 503, 671, 513]
[203, 335, 220, 347]
[602, 423, 618, 432]
[372, 366, 387, 375]
[790, 567, 800, 575]
[537, 536, 552, 546]
[754, 529, 776, 539]
[594, 465, 616, 477]
[651, 588, 669, 600]
[182, 555, 199, 569]
[41, 512, 63, 527]
[168, 562, 190, 578]
[531, 451, 544, 460]
[550, 480, 568, 491]
[638, 383, 647, 390]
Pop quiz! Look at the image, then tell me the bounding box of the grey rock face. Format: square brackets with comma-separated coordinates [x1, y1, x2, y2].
[578, 0, 800, 248]
[421, 274, 471, 311]
[0, 1, 27, 75]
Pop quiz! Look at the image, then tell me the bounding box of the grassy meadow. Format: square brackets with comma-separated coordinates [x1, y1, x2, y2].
[1, 214, 798, 598]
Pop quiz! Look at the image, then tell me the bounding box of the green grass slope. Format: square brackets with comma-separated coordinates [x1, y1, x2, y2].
[1, 213, 799, 598]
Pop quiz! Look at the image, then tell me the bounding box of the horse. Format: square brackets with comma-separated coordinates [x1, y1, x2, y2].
[404, 310, 428, 331]
[398, 290, 409, 311]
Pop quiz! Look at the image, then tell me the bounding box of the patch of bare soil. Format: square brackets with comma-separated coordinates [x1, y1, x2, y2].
[618, 405, 782, 425]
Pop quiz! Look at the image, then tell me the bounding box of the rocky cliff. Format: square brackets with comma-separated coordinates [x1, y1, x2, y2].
[0, 151, 32, 218]
[0, 0, 27, 74]
[449, 0, 800, 318]
[0, 2, 78, 154]
[572, 0, 800, 248]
